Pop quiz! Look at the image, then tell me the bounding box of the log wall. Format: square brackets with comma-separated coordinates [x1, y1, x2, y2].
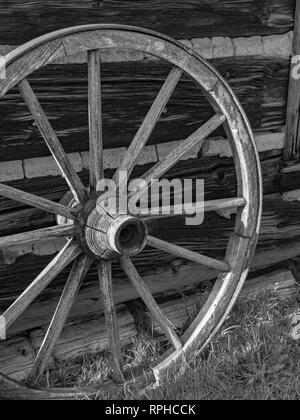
[0, 0, 295, 45]
[0, 57, 290, 161]
[0, 0, 299, 377]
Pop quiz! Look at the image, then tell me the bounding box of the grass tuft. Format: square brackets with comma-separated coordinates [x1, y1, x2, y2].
[42, 291, 300, 400]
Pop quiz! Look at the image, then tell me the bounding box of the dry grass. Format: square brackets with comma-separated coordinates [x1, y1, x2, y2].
[41, 291, 300, 400]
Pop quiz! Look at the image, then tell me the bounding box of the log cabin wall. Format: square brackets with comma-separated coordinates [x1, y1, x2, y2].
[0, 0, 300, 379]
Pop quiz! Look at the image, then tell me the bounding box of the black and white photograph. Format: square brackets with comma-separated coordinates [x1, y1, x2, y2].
[0, 0, 299, 403]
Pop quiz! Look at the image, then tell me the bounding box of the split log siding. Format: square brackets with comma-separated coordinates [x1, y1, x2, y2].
[1, 193, 300, 332]
[0, 58, 289, 161]
[0, 0, 295, 45]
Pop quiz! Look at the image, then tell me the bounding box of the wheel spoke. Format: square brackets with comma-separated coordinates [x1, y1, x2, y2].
[88, 50, 104, 192]
[19, 79, 87, 204]
[0, 225, 75, 249]
[0, 183, 78, 220]
[27, 255, 92, 387]
[1, 239, 81, 331]
[147, 236, 230, 272]
[138, 197, 246, 219]
[120, 256, 182, 350]
[131, 114, 226, 198]
[113, 67, 183, 190]
[98, 260, 124, 382]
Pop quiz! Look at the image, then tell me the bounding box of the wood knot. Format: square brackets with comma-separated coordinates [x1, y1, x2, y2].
[92, 0, 103, 8]
[171, 259, 183, 274]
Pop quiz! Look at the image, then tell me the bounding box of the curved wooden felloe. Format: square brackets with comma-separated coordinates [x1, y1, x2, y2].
[0, 25, 262, 399]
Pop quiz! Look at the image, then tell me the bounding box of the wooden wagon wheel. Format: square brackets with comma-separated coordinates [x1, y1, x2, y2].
[0, 25, 262, 400]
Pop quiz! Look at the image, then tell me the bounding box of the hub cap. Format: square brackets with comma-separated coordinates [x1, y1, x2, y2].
[59, 193, 148, 260]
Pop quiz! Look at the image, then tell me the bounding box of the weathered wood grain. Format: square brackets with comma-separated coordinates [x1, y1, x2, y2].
[1, 240, 81, 331]
[284, 0, 300, 160]
[0, 1, 295, 45]
[0, 150, 282, 238]
[141, 198, 246, 221]
[131, 114, 225, 198]
[19, 79, 87, 203]
[113, 66, 183, 190]
[0, 225, 75, 249]
[120, 256, 182, 350]
[0, 266, 296, 382]
[1, 193, 300, 339]
[280, 161, 300, 192]
[26, 255, 92, 387]
[0, 182, 77, 220]
[147, 235, 230, 272]
[0, 335, 35, 381]
[0, 304, 136, 382]
[98, 260, 124, 382]
[0, 58, 289, 162]
[88, 50, 104, 192]
[0, 39, 65, 100]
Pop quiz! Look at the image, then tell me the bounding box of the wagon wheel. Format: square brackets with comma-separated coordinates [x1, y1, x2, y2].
[0, 25, 262, 400]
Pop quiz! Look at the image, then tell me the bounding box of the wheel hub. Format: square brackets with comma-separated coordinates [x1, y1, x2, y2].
[83, 207, 147, 260]
[59, 193, 148, 260]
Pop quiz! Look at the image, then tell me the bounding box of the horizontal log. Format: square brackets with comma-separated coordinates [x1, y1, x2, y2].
[280, 161, 300, 192]
[0, 305, 137, 381]
[0, 57, 289, 161]
[0, 33, 293, 63]
[0, 267, 296, 380]
[0, 225, 75, 249]
[241, 269, 297, 299]
[150, 269, 297, 339]
[0, 130, 282, 184]
[203, 132, 285, 158]
[0, 0, 295, 46]
[0, 335, 35, 381]
[0, 150, 282, 238]
[1, 192, 300, 338]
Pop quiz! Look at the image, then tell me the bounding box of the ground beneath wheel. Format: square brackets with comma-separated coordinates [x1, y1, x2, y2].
[38, 291, 300, 400]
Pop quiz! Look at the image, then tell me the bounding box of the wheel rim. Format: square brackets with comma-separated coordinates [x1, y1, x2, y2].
[0, 25, 262, 399]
